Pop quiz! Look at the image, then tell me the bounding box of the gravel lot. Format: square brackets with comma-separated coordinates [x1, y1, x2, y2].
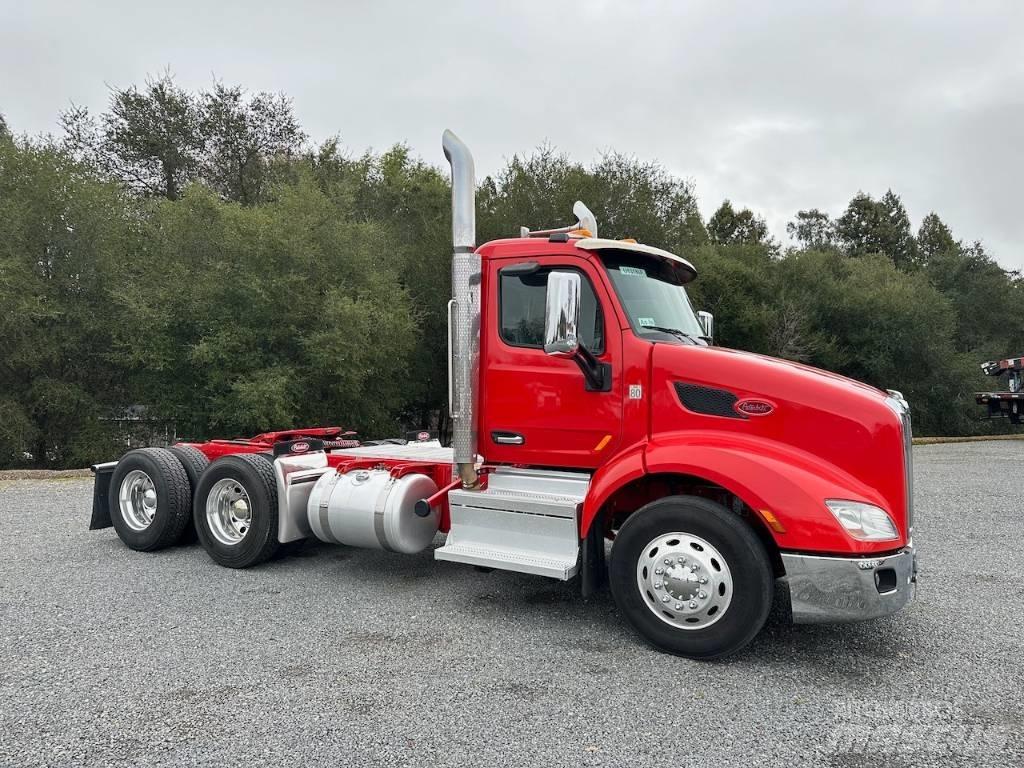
[1, 443, 1022, 767]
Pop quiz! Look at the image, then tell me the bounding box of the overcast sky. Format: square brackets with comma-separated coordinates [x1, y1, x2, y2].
[3, 1, 1022, 267]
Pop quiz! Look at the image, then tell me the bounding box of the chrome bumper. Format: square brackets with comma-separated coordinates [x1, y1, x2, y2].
[780, 544, 917, 624]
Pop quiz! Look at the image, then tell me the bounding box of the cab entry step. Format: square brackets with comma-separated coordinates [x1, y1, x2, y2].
[434, 467, 591, 580]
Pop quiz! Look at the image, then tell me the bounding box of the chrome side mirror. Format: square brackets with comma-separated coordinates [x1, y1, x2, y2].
[544, 271, 581, 357]
[697, 310, 714, 344]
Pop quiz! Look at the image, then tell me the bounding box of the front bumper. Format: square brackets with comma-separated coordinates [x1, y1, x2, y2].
[780, 544, 917, 624]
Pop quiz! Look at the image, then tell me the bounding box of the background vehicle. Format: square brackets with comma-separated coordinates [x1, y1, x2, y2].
[90, 131, 917, 659]
[977, 355, 1024, 423]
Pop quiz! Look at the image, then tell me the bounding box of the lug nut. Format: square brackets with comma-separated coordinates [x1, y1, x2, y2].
[698, 592, 707, 599]
[661, 595, 670, 603]
[675, 603, 683, 610]
[664, 558, 671, 565]
[690, 564, 699, 572]
[655, 567, 664, 575]
[654, 582, 662, 589]
[699, 577, 708, 584]
[689, 601, 697, 609]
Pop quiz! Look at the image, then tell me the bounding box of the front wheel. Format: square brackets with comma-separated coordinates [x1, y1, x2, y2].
[193, 453, 280, 568]
[609, 495, 773, 660]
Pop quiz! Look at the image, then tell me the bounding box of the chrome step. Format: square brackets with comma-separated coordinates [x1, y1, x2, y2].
[434, 467, 590, 580]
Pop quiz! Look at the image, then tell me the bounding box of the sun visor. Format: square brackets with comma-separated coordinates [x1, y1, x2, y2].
[575, 238, 698, 285]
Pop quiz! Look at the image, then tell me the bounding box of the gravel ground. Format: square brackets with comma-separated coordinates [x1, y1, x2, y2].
[1, 444, 1021, 767]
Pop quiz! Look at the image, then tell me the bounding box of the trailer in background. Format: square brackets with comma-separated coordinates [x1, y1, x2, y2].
[976, 356, 1024, 423]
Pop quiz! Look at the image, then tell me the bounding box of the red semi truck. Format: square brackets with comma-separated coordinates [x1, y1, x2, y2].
[89, 130, 917, 659]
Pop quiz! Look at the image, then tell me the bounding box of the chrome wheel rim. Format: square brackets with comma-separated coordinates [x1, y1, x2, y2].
[636, 532, 733, 630]
[206, 478, 252, 546]
[118, 470, 158, 531]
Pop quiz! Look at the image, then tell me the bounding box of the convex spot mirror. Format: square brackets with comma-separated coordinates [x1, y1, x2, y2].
[697, 310, 714, 344]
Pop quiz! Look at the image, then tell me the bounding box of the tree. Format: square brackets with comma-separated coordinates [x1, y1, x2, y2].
[61, 72, 204, 200]
[117, 177, 418, 439]
[478, 146, 707, 249]
[0, 136, 136, 466]
[707, 200, 772, 247]
[835, 190, 918, 269]
[917, 212, 958, 263]
[787, 208, 835, 250]
[200, 83, 306, 205]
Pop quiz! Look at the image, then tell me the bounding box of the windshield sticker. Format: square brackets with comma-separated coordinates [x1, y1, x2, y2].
[619, 266, 646, 277]
[638, 317, 656, 327]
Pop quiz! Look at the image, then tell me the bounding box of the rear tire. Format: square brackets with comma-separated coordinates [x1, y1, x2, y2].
[108, 448, 193, 551]
[193, 453, 280, 568]
[167, 446, 210, 544]
[609, 495, 773, 660]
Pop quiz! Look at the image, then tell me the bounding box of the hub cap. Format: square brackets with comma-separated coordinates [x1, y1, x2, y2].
[118, 470, 157, 531]
[206, 478, 253, 546]
[636, 532, 733, 630]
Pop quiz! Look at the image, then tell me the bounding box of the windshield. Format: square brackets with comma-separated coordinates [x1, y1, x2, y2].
[602, 253, 705, 342]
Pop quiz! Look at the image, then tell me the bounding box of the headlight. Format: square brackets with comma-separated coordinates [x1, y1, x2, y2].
[825, 499, 899, 541]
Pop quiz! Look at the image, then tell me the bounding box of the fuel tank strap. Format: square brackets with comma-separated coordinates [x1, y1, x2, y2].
[373, 477, 397, 552]
[317, 472, 344, 545]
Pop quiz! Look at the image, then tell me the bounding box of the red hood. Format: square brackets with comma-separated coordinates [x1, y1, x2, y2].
[648, 343, 909, 538]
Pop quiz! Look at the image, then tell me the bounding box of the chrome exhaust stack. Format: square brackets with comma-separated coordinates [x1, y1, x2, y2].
[442, 130, 481, 488]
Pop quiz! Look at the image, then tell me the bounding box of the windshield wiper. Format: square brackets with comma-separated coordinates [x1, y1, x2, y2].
[641, 325, 697, 341]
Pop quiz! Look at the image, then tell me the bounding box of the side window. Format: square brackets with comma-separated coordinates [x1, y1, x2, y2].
[499, 267, 605, 353]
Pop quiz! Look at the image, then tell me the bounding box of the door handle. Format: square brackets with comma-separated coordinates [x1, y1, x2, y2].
[491, 431, 525, 446]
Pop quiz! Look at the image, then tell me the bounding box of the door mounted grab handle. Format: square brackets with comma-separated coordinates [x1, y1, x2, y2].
[491, 431, 525, 446]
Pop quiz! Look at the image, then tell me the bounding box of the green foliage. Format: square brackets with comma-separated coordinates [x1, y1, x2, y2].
[0, 137, 131, 466]
[61, 72, 305, 206]
[117, 179, 418, 439]
[835, 190, 919, 268]
[200, 83, 306, 205]
[478, 147, 707, 249]
[1, 74, 1022, 466]
[707, 201, 773, 248]
[787, 209, 835, 251]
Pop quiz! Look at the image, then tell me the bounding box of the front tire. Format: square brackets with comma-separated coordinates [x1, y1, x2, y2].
[609, 495, 773, 660]
[193, 453, 280, 568]
[108, 448, 193, 551]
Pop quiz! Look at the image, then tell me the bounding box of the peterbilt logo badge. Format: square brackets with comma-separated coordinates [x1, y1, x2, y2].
[291, 441, 310, 453]
[735, 399, 775, 416]
[416, 431, 430, 442]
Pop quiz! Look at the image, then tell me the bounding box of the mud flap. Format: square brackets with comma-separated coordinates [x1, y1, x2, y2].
[89, 461, 117, 530]
[580, 515, 607, 599]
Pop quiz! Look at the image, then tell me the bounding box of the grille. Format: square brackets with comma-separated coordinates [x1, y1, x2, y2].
[674, 383, 745, 419]
[886, 391, 914, 535]
[902, 407, 914, 534]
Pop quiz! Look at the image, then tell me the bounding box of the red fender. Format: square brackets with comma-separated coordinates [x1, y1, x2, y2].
[581, 441, 647, 536]
[583, 431, 907, 556]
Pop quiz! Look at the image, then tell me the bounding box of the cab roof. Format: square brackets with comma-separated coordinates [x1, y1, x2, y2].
[478, 236, 698, 286]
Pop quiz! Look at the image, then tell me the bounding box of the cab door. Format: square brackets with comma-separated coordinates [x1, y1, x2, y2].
[480, 255, 623, 469]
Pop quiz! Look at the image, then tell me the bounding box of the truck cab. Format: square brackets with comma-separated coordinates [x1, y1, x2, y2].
[90, 130, 917, 659]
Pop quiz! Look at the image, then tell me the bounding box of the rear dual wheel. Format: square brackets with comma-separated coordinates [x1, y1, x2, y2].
[610, 495, 773, 660]
[192, 453, 280, 569]
[109, 448, 193, 551]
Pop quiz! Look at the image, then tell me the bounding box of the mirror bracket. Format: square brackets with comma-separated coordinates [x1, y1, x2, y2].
[575, 344, 611, 392]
